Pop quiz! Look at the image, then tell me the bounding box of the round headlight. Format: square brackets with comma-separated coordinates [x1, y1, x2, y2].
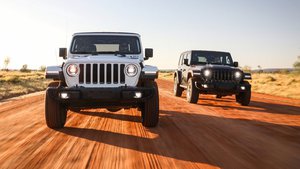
[125, 64, 138, 77]
[66, 64, 79, 76]
[204, 69, 211, 77]
[234, 71, 242, 79]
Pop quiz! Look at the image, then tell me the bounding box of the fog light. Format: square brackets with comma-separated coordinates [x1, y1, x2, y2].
[202, 84, 208, 88]
[60, 92, 69, 99]
[134, 92, 142, 98]
[241, 86, 246, 90]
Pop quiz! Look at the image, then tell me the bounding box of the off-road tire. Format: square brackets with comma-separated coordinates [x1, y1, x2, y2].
[174, 76, 183, 97]
[141, 80, 159, 127]
[187, 78, 199, 103]
[236, 89, 251, 106]
[45, 89, 67, 129]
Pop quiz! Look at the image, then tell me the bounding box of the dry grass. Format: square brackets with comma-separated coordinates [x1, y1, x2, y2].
[0, 71, 50, 100]
[250, 72, 300, 99]
[159, 72, 174, 81]
[159, 71, 300, 99]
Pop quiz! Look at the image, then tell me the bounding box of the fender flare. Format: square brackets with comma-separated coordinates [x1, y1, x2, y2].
[174, 70, 182, 84]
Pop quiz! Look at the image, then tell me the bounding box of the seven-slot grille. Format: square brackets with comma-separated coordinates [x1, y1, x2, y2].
[79, 63, 126, 84]
[211, 69, 234, 81]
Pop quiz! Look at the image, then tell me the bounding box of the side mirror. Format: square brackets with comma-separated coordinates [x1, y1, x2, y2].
[144, 48, 153, 60]
[59, 48, 67, 59]
[233, 61, 239, 67]
[183, 59, 189, 65]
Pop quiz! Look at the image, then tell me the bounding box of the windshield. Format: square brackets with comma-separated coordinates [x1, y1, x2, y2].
[70, 35, 141, 54]
[191, 51, 233, 65]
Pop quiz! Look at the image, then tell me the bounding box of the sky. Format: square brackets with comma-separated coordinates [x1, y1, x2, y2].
[0, 0, 299, 70]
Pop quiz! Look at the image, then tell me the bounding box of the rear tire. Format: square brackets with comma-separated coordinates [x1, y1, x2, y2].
[186, 78, 199, 103]
[174, 76, 183, 97]
[45, 89, 67, 129]
[141, 81, 159, 127]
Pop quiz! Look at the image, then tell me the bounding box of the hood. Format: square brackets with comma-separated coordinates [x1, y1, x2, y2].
[191, 64, 239, 71]
[66, 54, 141, 64]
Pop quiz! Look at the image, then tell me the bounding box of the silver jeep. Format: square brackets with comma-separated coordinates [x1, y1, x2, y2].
[45, 32, 159, 129]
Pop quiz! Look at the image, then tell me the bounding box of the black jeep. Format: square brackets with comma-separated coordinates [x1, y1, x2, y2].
[174, 50, 251, 105]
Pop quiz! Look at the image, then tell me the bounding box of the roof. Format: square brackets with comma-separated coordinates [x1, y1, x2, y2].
[73, 32, 140, 37]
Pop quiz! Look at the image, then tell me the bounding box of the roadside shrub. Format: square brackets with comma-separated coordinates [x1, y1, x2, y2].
[5, 76, 21, 83]
[278, 69, 290, 74]
[266, 76, 276, 82]
[286, 79, 296, 85]
[20, 64, 30, 72]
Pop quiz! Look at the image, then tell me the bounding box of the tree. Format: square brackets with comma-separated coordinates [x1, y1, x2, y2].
[3, 56, 10, 71]
[40, 65, 46, 72]
[20, 64, 29, 72]
[257, 65, 263, 73]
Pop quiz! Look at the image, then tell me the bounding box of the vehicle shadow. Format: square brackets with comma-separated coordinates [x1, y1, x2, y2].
[76, 110, 141, 123]
[196, 97, 300, 115]
[58, 109, 300, 169]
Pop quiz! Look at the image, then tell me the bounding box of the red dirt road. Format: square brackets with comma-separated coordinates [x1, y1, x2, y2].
[0, 79, 300, 169]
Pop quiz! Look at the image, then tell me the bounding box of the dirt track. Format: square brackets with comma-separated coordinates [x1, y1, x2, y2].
[0, 79, 300, 169]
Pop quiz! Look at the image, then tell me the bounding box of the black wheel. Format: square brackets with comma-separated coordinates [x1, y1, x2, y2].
[141, 80, 159, 127]
[186, 78, 199, 103]
[216, 95, 222, 99]
[236, 89, 251, 106]
[173, 76, 183, 97]
[45, 89, 67, 129]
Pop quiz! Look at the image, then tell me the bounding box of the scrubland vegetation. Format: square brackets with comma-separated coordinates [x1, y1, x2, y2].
[250, 72, 300, 99]
[0, 71, 49, 100]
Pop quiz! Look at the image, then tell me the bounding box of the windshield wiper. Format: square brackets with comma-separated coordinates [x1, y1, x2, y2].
[114, 51, 126, 57]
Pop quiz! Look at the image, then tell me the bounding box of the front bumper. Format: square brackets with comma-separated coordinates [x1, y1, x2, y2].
[195, 81, 250, 95]
[47, 86, 155, 108]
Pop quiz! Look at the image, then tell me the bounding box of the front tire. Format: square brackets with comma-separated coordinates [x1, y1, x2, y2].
[45, 89, 67, 129]
[141, 81, 159, 127]
[174, 76, 183, 97]
[236, 89, 251, 106]
[186, 78, 199, 103]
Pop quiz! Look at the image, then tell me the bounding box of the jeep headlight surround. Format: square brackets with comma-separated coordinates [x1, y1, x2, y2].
[125, 64, 138, 77]
[66, 64, 79, 77]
